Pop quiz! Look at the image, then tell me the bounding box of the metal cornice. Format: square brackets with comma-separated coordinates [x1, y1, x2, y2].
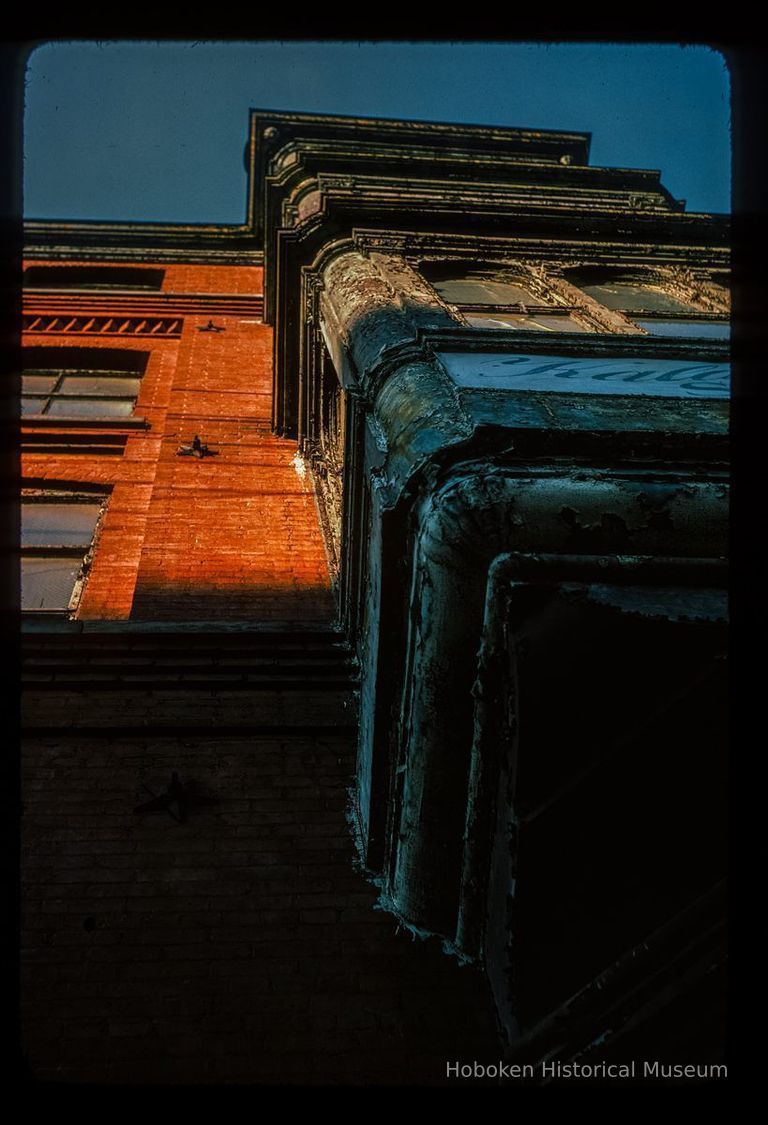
[22, 246, 264, 266]
[420, 327, 730, 365]
[265, 138, 675, 200]
[351, 230, 730, 271]
[249, 108, 591, 154]
[23, 217, 261, 262]
[313, 183, 727, 230]
[247, 107, 593, 240]
[264, 190, 728, 273]
[340, 326, 729, 408]
[262, 194, 728, 330]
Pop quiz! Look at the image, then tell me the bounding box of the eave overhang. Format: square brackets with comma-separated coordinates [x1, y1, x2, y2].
[247, 107, 594, 238]
[23, 217, 263, 264]
[266, 191, 729, 334]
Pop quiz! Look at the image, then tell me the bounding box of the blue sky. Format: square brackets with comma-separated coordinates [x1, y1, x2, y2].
[23, 41, 731, 223]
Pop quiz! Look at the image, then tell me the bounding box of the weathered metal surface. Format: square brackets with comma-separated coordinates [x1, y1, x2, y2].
[390, 469, 727, 934]
[457, 387, 729, 437]
[258, 111, 730, 1060]
[438, 351, 729, 398]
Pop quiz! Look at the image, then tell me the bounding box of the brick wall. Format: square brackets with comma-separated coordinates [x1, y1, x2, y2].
[22, 260, 333, 622]
[21, 633, 500, 1085]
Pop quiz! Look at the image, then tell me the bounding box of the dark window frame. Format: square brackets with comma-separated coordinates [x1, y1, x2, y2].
[23, 265, 166, 291]
[21, 366, 144, 421]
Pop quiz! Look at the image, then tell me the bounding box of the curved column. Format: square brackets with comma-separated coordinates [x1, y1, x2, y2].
[390, 468, 728, 935]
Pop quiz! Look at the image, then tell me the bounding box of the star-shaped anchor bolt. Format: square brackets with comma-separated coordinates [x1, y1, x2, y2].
[133, 772, 219, 824]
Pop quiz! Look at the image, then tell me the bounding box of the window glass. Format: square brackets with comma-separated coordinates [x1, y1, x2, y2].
[634, 319, 730, 340]
[464, 311, 589, 333]
[22, 502, 101, 547]
[22, 375, 58, 393]
[59, 376, 141, 397]
[21, 497, 103, 612]
[21, 557, 82, 610]
[21, 355, 146, 420]
[47, 397, 135, 418]
[433, 277, 542, 306]
[578, 281, 695, 314]
[22, 398, 46, 415]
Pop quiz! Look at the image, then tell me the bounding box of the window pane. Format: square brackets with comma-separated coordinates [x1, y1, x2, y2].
[22, 375, 58, 393]
[21, 557, 81, 610]
[579, 281, 695, 314]
[47, 397, 135, 418]
[22, 397, 48, 415]
[464, 311, 590, 332]
[59, 376, 141, 396]
[22, 502, 100, 547]
[434, 277, 541, 305]
[635, 319, 730, 340]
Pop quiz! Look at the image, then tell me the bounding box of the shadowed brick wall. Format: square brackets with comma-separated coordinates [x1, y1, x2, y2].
[21, 632, 500, 1084]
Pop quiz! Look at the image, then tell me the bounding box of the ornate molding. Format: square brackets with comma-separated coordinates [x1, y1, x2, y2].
[351, 229, 729, 270]
[318, 174, 356, 192]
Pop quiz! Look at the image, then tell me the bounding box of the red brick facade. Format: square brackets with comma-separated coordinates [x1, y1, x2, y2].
[22, 260, 334, 622]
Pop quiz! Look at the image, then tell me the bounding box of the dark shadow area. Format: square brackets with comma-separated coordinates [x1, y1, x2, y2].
[24, 265, 165, 290]
[19, 727, 499, 1084]
[22, 345, 149, 373]
[509, 593, 727, 1035]
[128, 577, 336, 623]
